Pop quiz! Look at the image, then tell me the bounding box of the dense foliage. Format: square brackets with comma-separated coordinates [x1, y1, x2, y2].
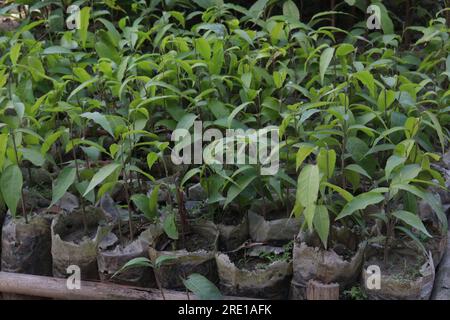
[0, 0, 449, 298]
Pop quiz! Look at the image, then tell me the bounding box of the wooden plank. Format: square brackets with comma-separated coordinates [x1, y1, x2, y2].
[306, 280, 339, 300]
[0, 272, 250, 300]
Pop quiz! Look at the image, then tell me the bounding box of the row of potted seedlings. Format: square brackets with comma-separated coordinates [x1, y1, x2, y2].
[1, 155, 448, 300]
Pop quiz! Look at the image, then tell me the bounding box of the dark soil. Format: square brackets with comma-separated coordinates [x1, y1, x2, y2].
[332, 243, 356, 261]
[215, 207, 243, 226]
[229, 250, 272, 271]
[366, 251, 425, 281]
[252, 199, 292, 220]
[299, 229, 358, 262]
[60, 226, 98, 244]
[262, 207, 291, 220]
[156, 232, 214, 252]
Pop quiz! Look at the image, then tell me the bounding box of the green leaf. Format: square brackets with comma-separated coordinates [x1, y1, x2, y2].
[148, 185, 159, 220]
[424, 111, 445, 155]
[42, 46, 72, 55]
[163, 213, 178, 240]
[181, 168, 201, 187]
[0, 165, 23, 218]
[313, 205, 330, 248]
[97, 18, 121, 47]
[296, 144, 316, 171]
[21, 148, 45, 167]
[396, 226, 426, 253]
[224, 170, 257, 208]
[79, 6, 91, 48]
[336, 43, 354, 56]
[376, 2, 394, 34]
[131, 194, 151, 218]
[297, 164, 320, 207]
[0, 133, 8, 170]
[183, 274, 223, 300]
[322, 182, 354, 202]
[354, 70, 376, 98]
[385, 155, 405, 180]
[346, 136, 369, 162]
[317, 148, 336, 179]
[233, 29, 253, 46]
[113, 257, 153, 278]
[392, 210, 431, 237]
[391, 164, 422, 185]
[147, 152, 158, 170]
[392, 184, 447, 230]
[377, 89, 396, 111]
[345, 164, 371, 179]
[83, 163, 121, 197]
[209, 40, 224, 75]
[41, 130, 65, 155]
[249, 0, 269, 18]
[68, 78, 99, 101]
[336, 192, 385, 220]
[155, 255, 177, 268]
[10, 42, 22, 65]
[176, 113, 197, 131]
[319, 47, 334, 85]
[283, 0, 300, 21]
[50, 167, 77, 207]
[195, 37, 211, 61]
[81, 112, 114, 137]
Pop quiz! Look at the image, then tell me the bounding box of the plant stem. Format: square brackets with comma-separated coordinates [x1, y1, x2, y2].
[153, 269, 165, 300]
[69, 120, 88, 234]
[383, 199, 391, 265]
[123, 168, 134, 242]
[176, 186, 188, 245]
[10, 130, 27, 223]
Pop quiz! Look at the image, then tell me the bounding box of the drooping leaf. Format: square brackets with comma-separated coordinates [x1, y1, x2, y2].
[112, 257, 153, 278]
[81, 112, 114, 137]
[51, 167, 77, 207]
[163, 212, 179, 240]
[297, 164, 320, 207]
[345, 164, 371, 179]
[83, 163, 121, 197]
[248, 0, 269, 19]
[79, 6, 91, 48]
[155, 255, 177, 268]
[336, 192, 385, 220]
[317, 148, 336, 179]
[385, 155, 405, 180]
[296, 144, 316, 171]
[313, 205, 330, 248]
[0, 165, 23, 218]
[131, 193, 151, 218]
[319, 47, 335, 85]
[195, 37, 211, 61]
[183, 273, 223, 300]
[181, 168, 201, 187]
[147, 152, 158, 170]
[148, 185, 160, 220]
[392, 210, 431, 237]
[21, 148, 45, 167]
[224, 168, 257, 208]
[283, 0, 300, 21]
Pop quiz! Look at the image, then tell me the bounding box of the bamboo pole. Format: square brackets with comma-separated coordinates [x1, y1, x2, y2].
[0, 272, 250, 300]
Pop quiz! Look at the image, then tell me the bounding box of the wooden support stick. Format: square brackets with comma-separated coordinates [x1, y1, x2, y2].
[0, 272, 247, 300]
[306, 280, 339, 300]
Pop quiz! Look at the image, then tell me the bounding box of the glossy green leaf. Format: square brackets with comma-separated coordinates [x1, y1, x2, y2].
[51, 167, 77, 207]
[336, 192, 385, 220]
[0, 165, 23, 218]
